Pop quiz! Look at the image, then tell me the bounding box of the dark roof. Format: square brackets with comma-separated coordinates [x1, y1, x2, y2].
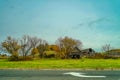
[70, 48, 95, 55]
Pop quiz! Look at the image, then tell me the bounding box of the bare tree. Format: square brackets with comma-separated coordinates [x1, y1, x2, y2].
[56, 36, 82, 58]
[101, 44, 112, 54]
[20, 35, 42, 59]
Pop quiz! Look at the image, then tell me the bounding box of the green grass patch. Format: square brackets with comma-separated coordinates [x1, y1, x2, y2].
[0, 59, 120, 70]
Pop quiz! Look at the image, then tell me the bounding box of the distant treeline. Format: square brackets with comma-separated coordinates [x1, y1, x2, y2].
[0, 35, 82, 60]
[0, 35, 120, 61]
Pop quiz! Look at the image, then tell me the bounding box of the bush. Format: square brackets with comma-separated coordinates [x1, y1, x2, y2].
[86, 53, 105, 59]
[9, 56, 33, 61]
[103, 55, 119, 59]
[86, 53, 120, 59]
[18, 56, 33, 61]
[44, 51, 56, 58]
[44, 54, 55, 58]
[9, 55, 19, 61]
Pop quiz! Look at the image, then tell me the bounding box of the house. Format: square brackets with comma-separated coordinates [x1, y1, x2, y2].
[69, 47, 95, 59]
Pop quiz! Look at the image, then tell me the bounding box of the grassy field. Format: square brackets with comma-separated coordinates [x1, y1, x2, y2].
[0, 58, 120, 70]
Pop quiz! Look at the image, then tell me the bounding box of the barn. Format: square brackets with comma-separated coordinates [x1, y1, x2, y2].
[69, 47, 95, 59]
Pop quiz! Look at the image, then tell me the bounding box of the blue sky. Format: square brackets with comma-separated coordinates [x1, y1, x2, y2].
[0, 0, 120, 51]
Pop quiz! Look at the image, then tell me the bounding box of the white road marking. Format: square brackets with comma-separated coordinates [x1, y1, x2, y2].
[64, 72, 106, 78]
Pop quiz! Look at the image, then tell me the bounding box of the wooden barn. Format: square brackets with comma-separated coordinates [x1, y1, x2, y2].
[69, 47, 95, 59]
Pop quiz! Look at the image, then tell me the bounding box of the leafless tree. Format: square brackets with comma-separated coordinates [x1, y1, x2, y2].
[101, 44, 112, 54]
[20, 35, 42, 58]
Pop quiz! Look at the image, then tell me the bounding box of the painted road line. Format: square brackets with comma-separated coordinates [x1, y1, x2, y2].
[64, 72, 106, 78]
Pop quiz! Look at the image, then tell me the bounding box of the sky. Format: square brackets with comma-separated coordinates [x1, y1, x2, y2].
[0, 0, 120, 52]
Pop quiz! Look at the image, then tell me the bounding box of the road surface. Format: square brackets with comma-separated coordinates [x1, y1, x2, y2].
[0, 70, 120, 80]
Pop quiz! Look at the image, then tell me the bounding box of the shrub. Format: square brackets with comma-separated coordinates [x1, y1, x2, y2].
[8, 55, 19, 61]
[8, 56, 33, 61]
[103, 55, 118, 59]
[18, 56, 33, 61]
[44, 51, 56, 58]
[86, 53, 105, 59]
[87, 53, 120, 59]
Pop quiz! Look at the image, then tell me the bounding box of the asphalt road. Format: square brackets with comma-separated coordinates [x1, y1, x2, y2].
[0, 70, 120, 80]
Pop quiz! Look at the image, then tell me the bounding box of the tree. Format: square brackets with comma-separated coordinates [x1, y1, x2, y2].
[31, 48, 39, 58]
[0, 44, 5, 54]
[1, 36, 20, 60]
[37, 40, 48, 58]
[56, 36, 82, 58]
[20, 35, 42, 59]
[49, 45, 60, 52]
[101, 44, 112, 54]
[48, 45, 61, 58]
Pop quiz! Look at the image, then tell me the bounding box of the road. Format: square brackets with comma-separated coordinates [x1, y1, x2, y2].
[0, 70, 120, 80]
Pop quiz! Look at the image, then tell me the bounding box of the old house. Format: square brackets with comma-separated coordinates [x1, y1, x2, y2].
[69, 47, 95, 59]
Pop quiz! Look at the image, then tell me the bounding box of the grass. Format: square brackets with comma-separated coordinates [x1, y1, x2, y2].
[0, 58, 120, 70]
